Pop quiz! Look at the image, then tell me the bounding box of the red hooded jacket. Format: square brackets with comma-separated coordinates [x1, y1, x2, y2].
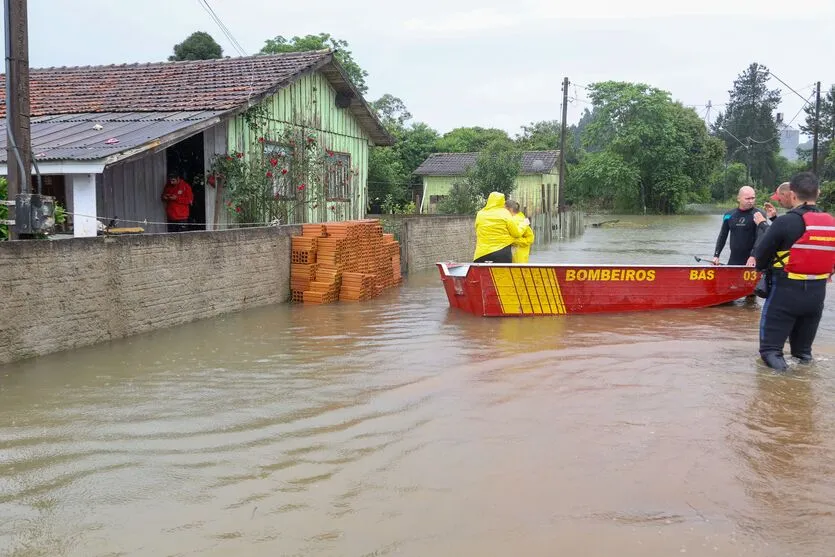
[161, 178, 193, 221]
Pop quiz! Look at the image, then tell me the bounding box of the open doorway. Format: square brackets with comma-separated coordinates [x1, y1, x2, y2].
[166, 132, 205, 230]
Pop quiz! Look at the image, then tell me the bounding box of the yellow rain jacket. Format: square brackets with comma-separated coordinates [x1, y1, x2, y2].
[473, 192, 523, 261]
[512, 211, 535, 263]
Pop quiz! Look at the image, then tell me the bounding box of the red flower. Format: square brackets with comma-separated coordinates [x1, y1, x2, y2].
[270, 158, 278, 167]
[235, 206, 242, 213]
[258, 137, 265, 143]
[281, 168, 288, 175]
[327, 150, 334, 157]
[207, 175, 216, 186]
[297, 184, 305, 191]
[236, 153, 243, 159]
[266, 171, 273, 178]
[226, 156, 233, 161]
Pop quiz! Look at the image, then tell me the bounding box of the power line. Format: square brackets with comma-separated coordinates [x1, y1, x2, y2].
[767, 70, 814, 105]
[196, 0, 247, 57]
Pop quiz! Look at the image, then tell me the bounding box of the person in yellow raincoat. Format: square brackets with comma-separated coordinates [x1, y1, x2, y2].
[505, 200, 534, 263]
[473, 192, 525, 263]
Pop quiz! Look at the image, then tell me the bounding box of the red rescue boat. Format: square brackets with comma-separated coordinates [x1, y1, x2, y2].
[437, 262, 760, 316]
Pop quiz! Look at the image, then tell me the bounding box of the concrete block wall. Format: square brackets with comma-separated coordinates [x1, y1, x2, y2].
[371, 215, 476, 274]
[0, 226, 299, 365]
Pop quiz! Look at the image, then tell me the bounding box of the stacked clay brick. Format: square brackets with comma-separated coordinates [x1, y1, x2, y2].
[290, 219, 402, 304]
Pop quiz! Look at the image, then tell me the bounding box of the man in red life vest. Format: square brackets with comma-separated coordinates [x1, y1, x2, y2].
[161, 173, 193, 232]
[753, 172, 835, 370]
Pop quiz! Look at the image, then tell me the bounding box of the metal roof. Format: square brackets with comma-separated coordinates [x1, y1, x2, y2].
[0, 111, 225, 163]
[413, 150, 560, 176]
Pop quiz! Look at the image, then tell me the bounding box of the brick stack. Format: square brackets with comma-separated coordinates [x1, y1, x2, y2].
[290, 219, 402, 304]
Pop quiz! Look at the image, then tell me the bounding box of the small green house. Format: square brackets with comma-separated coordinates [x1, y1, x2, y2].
[0, 49, 393, 235]
[413, 150, 560, 215]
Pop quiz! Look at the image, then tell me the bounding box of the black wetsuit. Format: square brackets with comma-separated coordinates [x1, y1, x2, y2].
[714, 207, 767, 265]
[753, 205, 829, 369]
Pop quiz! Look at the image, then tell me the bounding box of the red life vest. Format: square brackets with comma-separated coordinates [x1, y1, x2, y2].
[783, 211, 835, 279]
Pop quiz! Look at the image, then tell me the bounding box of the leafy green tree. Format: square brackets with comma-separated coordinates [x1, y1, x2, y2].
[435, 127, 512, 153]
[367, 98, 440, 210]
[260, 33, 368, 94]
[466, 140, 522, 199]
[515, 120, 580, 164]
[371, 94, 412, 129]
[712, 63, 781, 186]
[709, 162, 748, 202]
[567, 151, 640, 211]
[578, 81, 725, 213]
[169, 31, 223, 61]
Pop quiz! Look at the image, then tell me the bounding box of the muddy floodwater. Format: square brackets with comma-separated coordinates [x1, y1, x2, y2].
[3, 215, 835, 556]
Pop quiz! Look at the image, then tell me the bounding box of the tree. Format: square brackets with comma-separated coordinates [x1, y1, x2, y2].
[711, 63, 781, 186]
[365, 93, 440, 211]
[800, 84, 835, 177]
[568, 151, 641, 211]
[466, 140, 522, 199]
[578, 81, 725, 213]
[260, 33, 368, 94]
[371, 94, 412, 129]
[515, 120, 580, 164]
[169, 31, 223, 61]
[435, 127, 512, 153]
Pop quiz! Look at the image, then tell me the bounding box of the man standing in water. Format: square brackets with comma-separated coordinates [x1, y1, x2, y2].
[712, 185, 768, 267]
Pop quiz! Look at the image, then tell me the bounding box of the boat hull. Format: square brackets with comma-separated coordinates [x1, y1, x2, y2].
[437, 262, 760, 316]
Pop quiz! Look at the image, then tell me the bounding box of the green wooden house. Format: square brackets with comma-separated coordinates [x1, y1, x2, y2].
[0, 50, 393, 235]
[413, 151, 560, 215]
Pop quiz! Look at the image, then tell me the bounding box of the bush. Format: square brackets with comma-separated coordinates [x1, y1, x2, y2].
[437, 181, 483, 215]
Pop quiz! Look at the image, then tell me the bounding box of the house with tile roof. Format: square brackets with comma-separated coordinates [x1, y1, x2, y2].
[0, 50, 393, 236]
[413, 150, 560, 214]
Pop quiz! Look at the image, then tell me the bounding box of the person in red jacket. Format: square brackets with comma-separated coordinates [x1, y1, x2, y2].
[161, 174, 193, 232]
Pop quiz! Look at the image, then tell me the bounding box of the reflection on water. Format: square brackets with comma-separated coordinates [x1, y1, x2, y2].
[2, 214, 835, 556]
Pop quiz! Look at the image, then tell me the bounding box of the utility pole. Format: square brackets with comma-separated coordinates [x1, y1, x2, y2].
[4, 0, 33, 240]
[812, 81, 821, 176]
[558, 77, 569, 213]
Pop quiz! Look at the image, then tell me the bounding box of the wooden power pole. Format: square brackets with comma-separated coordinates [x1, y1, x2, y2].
[812, 81, 821, 176]
[4, 0, 33, 240]
[558, 77, 569, 213]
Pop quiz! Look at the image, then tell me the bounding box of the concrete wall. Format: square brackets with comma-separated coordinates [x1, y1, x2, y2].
[374, 210, 585, 273]
[373, 215, 476, 274]
[0, 226, 299, 366]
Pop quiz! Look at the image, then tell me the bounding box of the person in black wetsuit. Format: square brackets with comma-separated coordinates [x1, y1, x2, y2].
[713, 185, 768, 266]
[753, 172, 835, 371]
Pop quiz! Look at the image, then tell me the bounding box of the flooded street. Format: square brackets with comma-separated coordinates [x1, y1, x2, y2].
[4, 214, 835, 556]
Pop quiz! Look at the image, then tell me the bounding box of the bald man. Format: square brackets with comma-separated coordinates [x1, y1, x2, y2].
[763, 182, 792, 221]
[713, 186, 768, 267]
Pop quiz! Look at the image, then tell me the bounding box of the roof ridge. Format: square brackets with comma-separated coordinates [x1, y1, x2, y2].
[24, 49, 333, 73]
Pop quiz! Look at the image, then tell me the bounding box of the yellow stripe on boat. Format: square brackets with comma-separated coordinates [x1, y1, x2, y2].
[489, 267, 567, 315]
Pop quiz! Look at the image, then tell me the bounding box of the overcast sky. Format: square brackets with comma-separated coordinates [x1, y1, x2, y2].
[4, 0, 833, 140]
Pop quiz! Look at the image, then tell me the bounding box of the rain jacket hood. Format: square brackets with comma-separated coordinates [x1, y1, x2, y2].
[512, 211, 535, 263]
[473, 192, 523, 261]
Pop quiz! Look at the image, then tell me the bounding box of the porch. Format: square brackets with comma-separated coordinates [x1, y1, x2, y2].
[0, 112, 229, 237]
